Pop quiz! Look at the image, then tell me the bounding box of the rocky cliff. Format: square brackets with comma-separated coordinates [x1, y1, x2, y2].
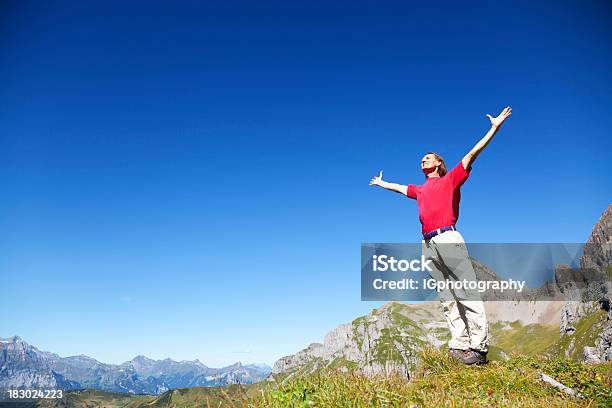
[558, 204, 612, 362]
[272, 301, 448, 380]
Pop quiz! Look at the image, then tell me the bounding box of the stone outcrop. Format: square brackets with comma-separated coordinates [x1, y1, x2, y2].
[559, 204, 612, 362]
[272, 302, 448, 380]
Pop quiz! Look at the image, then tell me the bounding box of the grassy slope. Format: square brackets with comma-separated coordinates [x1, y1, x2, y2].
[32, 389, 155, 407]
[547, 309, 609, 360]
[254, 349, 612, 408]
[32, 385, 257, 408]
[488, 320, 560, 361]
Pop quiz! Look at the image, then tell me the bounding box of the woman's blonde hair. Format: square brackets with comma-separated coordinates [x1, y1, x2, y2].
[426, 152, 447, 176]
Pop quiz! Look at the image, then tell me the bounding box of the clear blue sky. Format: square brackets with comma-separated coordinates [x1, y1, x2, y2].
[1, 1, 610, 367]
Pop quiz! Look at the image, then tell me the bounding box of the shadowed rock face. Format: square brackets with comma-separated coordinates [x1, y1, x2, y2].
[559, 204, 612, 362]
[0, 336, 272, 395]
[582, 205, 612, 271]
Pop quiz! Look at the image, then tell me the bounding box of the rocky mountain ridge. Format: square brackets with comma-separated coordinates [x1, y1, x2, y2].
[559, 204, 612, 362]
[0, 336, 271, 396]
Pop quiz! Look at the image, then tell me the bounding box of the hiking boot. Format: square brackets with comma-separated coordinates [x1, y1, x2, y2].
[449, 348, 467, 362]
[460, 349, 487, 365]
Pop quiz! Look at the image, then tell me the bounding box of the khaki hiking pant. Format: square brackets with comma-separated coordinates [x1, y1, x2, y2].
[422, 230, 490, 352]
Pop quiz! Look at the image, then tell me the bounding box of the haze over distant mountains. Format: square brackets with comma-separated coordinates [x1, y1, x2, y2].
[0, 336, 271, 396]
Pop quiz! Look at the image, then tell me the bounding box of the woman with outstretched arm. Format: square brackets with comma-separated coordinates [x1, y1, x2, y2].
[369, 107, 512, 365]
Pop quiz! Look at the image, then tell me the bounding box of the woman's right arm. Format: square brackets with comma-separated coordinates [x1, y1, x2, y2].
[369, 171, 408, 195]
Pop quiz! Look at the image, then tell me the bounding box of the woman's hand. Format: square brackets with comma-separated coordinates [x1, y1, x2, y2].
[369, 170, 384, 186]
[486, 106, 512, 128]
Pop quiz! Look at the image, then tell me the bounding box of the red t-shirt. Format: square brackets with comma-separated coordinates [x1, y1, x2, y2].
[406, 161, 471, 235]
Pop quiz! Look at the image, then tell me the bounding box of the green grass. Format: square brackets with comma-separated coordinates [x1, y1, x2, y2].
[548, 309, 608, 360]
[33, 388, 156, 407]
[146, 384, 253, 407]
[252, 348, 612, 408]
[325, 356, 359, 372]
[490, 321, 560, 357]
[351, 315, 370, 351]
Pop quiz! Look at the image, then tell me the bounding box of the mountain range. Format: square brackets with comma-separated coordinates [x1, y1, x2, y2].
[0, 337, 271, 397]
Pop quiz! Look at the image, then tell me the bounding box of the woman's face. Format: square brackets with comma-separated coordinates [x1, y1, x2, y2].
[421, 153, 440, 174]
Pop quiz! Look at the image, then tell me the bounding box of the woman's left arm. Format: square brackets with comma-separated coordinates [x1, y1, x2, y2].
[462, 106, 512, 170]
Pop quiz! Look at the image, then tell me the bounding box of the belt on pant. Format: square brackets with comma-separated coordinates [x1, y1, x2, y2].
[423, 225, 456, 240]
